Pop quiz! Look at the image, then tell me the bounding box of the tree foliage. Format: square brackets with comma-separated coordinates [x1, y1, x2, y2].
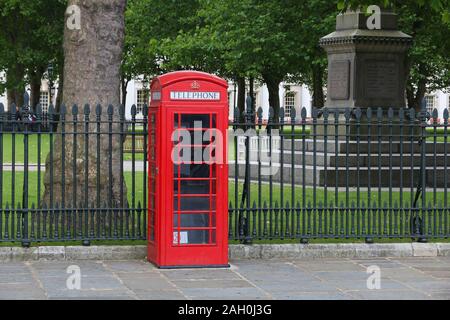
[0, 0, 65, 105]
[336, 0, 450, 109]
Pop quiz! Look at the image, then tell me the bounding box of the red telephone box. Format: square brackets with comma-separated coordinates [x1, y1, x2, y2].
[148, 71, 229, 268]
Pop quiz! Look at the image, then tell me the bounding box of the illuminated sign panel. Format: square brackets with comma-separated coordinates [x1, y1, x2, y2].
[170, 91, 221, 101]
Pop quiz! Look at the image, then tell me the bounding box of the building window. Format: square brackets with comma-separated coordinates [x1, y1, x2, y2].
[425, 95, 436, 115]
[284, 91, 296, 118]
[136, 89, 148, 115]
[40, 91, 49, 114]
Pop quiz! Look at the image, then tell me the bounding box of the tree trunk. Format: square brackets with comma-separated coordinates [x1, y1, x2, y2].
[14, 90, 24, 109]
[6, 89, 15, 110]
[29, 70, 44, 112]
[121, 75, 130, 107]
[6, 65, 25, 108]
[237, 77, 246, 122]
[263, 74, 281, 122]
[312, 65, 325, 109]
[407, 78, 427, 113]
[43, 0, 128, 209]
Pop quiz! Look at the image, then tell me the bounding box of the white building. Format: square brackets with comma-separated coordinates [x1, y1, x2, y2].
[227, 82, 313, 121]
[0, 72, 449, 122]
[0, 72, 7, 107]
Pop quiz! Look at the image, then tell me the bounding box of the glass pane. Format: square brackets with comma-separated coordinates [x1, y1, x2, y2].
[180, 114, 212, 129]
[174, 197, 215, 211]
[174, 180, 210, 195]
[174, 164, 211, 178]
[173, 214, 210, 228]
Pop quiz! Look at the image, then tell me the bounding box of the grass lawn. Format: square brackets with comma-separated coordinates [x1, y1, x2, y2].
[1, 171, 145, 207]
[0, 133, 51, 164]
[1, 133, 144, 163]
[229, 182, 449, 209]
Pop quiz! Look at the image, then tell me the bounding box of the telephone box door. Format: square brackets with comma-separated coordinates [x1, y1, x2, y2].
[164, 108, 228, 267]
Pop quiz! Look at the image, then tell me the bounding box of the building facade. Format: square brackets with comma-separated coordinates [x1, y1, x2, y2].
[0, 72, 449, 122]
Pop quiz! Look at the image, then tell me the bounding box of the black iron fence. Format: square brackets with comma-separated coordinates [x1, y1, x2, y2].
[229, 105, 450, 243]
[1, 101, 449, 246]
[0, 103, 148, 246]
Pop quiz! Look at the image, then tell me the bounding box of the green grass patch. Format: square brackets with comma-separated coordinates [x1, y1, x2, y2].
[229, 182, 448, 208]
[0, 133, 143, 163]
[1, 171, 145, 207]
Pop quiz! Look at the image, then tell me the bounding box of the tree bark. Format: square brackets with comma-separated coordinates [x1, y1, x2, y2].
[6, 65, 25, 108]
[262, 74, 281, 122]
[237, 77, 246, 122]
[29, 69, 45, 112]
[407, 76, 427, 113]
[312, 65, 325, 109]
[6, 89, 15, 110]
[43, 0, 128, 208]
[120, 75, 130, 107]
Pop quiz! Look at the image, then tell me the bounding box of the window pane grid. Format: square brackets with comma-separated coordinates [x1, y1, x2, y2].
[284, 92, 296, 118]
[40, 91, 49, 114]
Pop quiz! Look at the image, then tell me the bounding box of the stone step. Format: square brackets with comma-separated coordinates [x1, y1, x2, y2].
[229, 163, 450, 188]
[278, 139, 449, 153]
[237, 151, 449, 167]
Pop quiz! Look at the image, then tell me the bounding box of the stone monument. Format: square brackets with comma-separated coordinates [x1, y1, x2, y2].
[320, 10, 412, 111]
[232, 10, 448, 188]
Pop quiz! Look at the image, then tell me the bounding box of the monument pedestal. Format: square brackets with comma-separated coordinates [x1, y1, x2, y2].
[317, 113, 422, 142]
[318, 10, 414, 140]
[319, 10, 412, 111]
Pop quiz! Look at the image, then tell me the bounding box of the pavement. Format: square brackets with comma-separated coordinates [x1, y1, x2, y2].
[0, 257, 449, 300]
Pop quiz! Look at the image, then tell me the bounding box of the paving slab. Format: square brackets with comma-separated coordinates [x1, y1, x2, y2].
[39, 275, 126, 291]
[327, 279, 409, 291]
[253, 280, 339, 293]
[0, 258, 448, 300]
[293, 261, 365, 272]
[133, 289, 186, 300]
[46, 289, 135, 300]
[103, 261, 157, 273]
[345, 290, 432, 300]
[181, 288, 270, 300]
[121, 276, 176, 291]
[161, 269, 241, 281]
[0, 283, 46, 300]
[428, 290, 450, 300]
[270, 291, 354, 300]
[172, 279, 253, 289]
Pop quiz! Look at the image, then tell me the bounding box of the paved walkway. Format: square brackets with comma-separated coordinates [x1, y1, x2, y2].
[0, 257, 449, 300]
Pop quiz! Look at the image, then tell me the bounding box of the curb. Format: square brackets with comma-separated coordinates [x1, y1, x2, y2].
[230, 243, 450, 260]
[1, 243, 449, 262]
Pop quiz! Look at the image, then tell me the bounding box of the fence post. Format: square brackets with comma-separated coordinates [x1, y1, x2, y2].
[82, 104, 91, 247]
[418, 101, 428, 243]
[240, 95, 254, 245]
[21, 97, 31, 248]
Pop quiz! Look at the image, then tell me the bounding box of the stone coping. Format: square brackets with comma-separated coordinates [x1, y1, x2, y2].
[0, 243, 449, 262]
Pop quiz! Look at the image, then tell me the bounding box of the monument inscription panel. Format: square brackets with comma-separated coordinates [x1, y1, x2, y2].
[329, 60, 350, 100]
[365, 60, 398, 99]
